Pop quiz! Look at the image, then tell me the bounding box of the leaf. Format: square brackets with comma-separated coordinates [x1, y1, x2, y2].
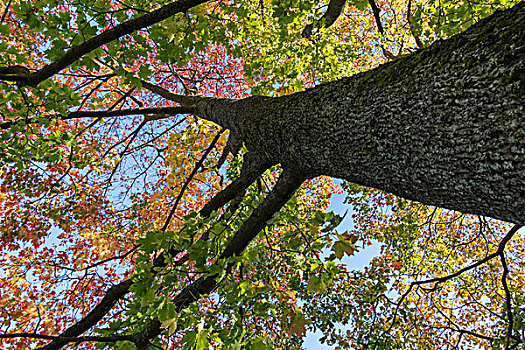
[195, 330, 210, 350]
[331, 232, 359, 259]
[160, 316, 178, 335]
[331, 241, 357, 259]
[307, 275, 328, 294]
[250, 337, 267, 350]
[237, 280, 250, 296]
[286, 312, 311, 338]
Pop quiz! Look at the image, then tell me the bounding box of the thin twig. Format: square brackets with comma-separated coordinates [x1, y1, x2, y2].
[1, 0, 13, 24]
[384, 224, 521, 339]
[161, 130, 224, 231]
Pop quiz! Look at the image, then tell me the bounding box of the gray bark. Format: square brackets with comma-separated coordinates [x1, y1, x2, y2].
[20, 4, 525, 349]
[198, 2, 525, 225]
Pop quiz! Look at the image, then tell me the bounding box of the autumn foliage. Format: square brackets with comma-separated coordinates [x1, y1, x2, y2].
[0, 0, 523, 349]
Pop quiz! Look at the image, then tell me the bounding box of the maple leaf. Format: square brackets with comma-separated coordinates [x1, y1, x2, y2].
[0, 1, 522, 350]
[160, 317, 178, 335]
[286, 312, 312, 338]
[331, 232, 359, 259]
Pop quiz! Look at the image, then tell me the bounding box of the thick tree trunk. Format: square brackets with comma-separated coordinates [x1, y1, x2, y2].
[199, 2, 525, 225]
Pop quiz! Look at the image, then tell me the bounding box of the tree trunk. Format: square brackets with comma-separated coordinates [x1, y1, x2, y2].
[198, 2, 525, 225]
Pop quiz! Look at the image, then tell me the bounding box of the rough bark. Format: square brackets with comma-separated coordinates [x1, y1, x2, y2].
[197, 2, 525, 225]
[3, 4, 524, 349]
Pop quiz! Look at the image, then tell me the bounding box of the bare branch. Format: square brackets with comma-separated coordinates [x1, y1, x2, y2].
[366, 0, 399, 60]
[0, 0, 12, 24]
[0, 106, 195, 130]
[368, 0, 384, 34]
[161, 129, 224, 231]
[140, 80, 198, 106]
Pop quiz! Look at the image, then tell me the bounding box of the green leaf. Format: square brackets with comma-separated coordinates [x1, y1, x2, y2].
[331, 241, 357, 259]
[195, 330, 210, 350]
[161, 316, 178, 335]
[307, 275, 327, 294]
[238, 280, 250, 296]
[250, 337, 267, 350]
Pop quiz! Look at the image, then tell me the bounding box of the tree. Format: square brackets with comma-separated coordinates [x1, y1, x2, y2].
[0, 0, 523, 349]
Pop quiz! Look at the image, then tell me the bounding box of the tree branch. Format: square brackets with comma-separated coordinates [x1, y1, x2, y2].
[406, 0, 424, 49]
[199, 152, 275, 217]
[368, 0, 384, 34]
[302, 0, 347, 38]
[367, 0, 397, 60]
[383, 224, 522, 341]
[410, 225, 519, 292]
[161, 129, 224, 231]
[35, 164, 300, 350]
[0, 0, 12, 24]
[0, 65, 31, 82]
[0, 106, 195, 130]
[140, 80, 199, 106]
[37, 279, 134, 350]
[500, 252, 519, 349]
[34, 154, 274, 350]
[0, 332, 132, 343]
[0, 0, 210, 86]
[130, 168, 304, 349]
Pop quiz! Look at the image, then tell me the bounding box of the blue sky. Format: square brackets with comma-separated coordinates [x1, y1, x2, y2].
[303, 187, 380, 350]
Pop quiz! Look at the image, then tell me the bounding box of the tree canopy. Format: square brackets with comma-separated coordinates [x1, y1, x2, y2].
[0, 0, 523, 349]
